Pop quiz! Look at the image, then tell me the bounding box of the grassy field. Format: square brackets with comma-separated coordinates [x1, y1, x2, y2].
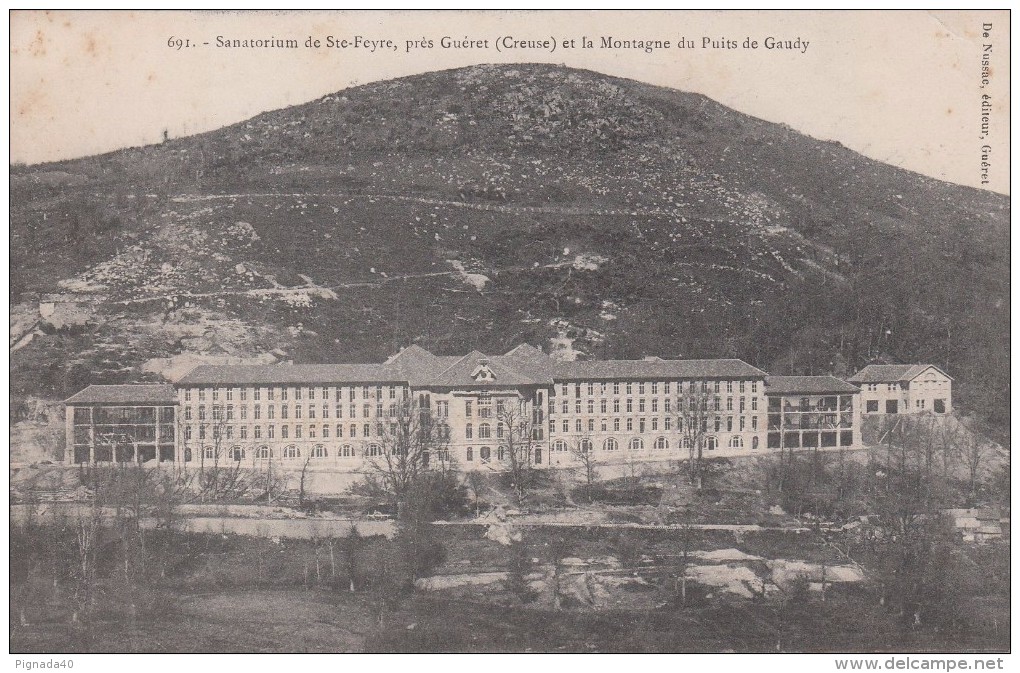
[9, 516, 1010, 654]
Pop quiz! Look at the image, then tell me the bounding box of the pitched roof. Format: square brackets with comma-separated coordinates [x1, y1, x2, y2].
[765, 376, 860, 395]
[383, 345, 460, 385]
[429, 351, 548, 388]
[65, 384, 178, 405]
[177, 364, 402, 385]
[848, 364, 951, 384]
[554, 358, 767, 380]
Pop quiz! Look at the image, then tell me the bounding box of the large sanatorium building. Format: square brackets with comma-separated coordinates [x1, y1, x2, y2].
[64, 345, 951, 470]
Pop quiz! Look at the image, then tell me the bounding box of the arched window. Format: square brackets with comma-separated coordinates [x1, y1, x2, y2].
[480, 446, 491, 461]
[629, 437, 644, 451]
[729, 436, 743, 449]
[580, 439, 593, 453]
[230, 446, 245, 461]
[604, 438, 618, 451]
[255, 446, 272, 459]
[706, 436, 717, 451]
[340, 444, 354, 458]
[312, 444, 327, 458]
[366, 443, 381, 457]
[466, 446, 473, 462]
[203, 446, 215, 459]
[497, 445, 506, 461]
[479, 423, 491, 439]
[654, 437, 669, 451]
[752, 436, 759, 450]
[553, 440, 568, 452]
[682, 437, 692, 450]
[284, 445, 300, 459]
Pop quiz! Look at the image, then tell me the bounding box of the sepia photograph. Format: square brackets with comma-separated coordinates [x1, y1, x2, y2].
[8, 9, 1011, 662]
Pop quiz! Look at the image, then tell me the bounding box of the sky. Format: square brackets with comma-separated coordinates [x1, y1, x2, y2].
[9, 9, 1011, 194]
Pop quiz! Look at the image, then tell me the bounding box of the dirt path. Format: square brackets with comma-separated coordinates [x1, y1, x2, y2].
[171, 190, 683, 219]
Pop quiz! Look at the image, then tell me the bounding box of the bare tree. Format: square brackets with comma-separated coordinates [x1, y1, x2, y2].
[371, 397, 450, 514]
[570, 435, 599, 504]
[495, 396, 537, 506]
[958, 418, 993, 503]
[678, 383, 715, 489]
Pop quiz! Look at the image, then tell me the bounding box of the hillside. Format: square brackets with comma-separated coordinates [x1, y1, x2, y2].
[9, 63, 1010, 439]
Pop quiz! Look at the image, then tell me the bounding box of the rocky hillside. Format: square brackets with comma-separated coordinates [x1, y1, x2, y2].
[10, 63, 1010, 437]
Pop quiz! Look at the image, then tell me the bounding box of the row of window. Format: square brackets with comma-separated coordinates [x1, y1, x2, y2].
[183, 421, 450, 441]
[549, 415, 760, 434]
[183, 385, 407, 403]
[183, 402, 408, 421]
[551, 396, 758, 415]
[549, 435, 754, 451]
[557, 380, 760, 397]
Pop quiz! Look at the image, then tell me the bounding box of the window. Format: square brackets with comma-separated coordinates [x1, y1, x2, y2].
[751, 398, 758, 411]
[588, 383, 594, 396]
[651, 399, 658, 413]
[366, 444, 381, 457]
[479, 423, 491, 439]
[626, 399, 633, 413]
[562, 400, 569, 414]
[312, 445, 327, 458]
[600, 399, 607, 413]
[580, 439, 593, 453]
[254, 426, 262, 439]
[866, 400, 879, 413]
[613, 382, 620, 395]
[727, 397, 733, 411]
[604, 438, 618, 451]
[575, 419, 582, 432]
[575, 400, 581, 414]
[466, 447, 473, 461]
[626, 383, 633, 394]
[562, 420, 569, 432]
[341, 444, 355, 458]
[664, 399, 671, 413]
[295, 405, 302, 419]
[256, 446, 272, 459]
[185, 407, 192, 421]
[322, 386, 329, 399]
[240, 426, 247, 440]
[614, 399, 620, 413]
[655, 437, 669, 450]
[282, 425, 289, 439]
[706, 437, 717, 451]
[885, 400, 898, 414]
[729, 436, 743, 449]
[629, 437, 644, 451]
[726, 381, 733, 393]
[231, 446, 245, 461]
[665, 417, 672, 431]
[322, 425, 329, 439]
[626, 419, 633, 431]
[465, 424, 473, 439]
[480, 446, 491, 461]
[465, 401, 473, 417]
[614, 418, 620, 431]
[934, 399, 946, 414]
[204, 446, 215, 459]
[553, 440, 568, 452]
[651, 418, 658, 431]
[588, 419, 595, 432]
